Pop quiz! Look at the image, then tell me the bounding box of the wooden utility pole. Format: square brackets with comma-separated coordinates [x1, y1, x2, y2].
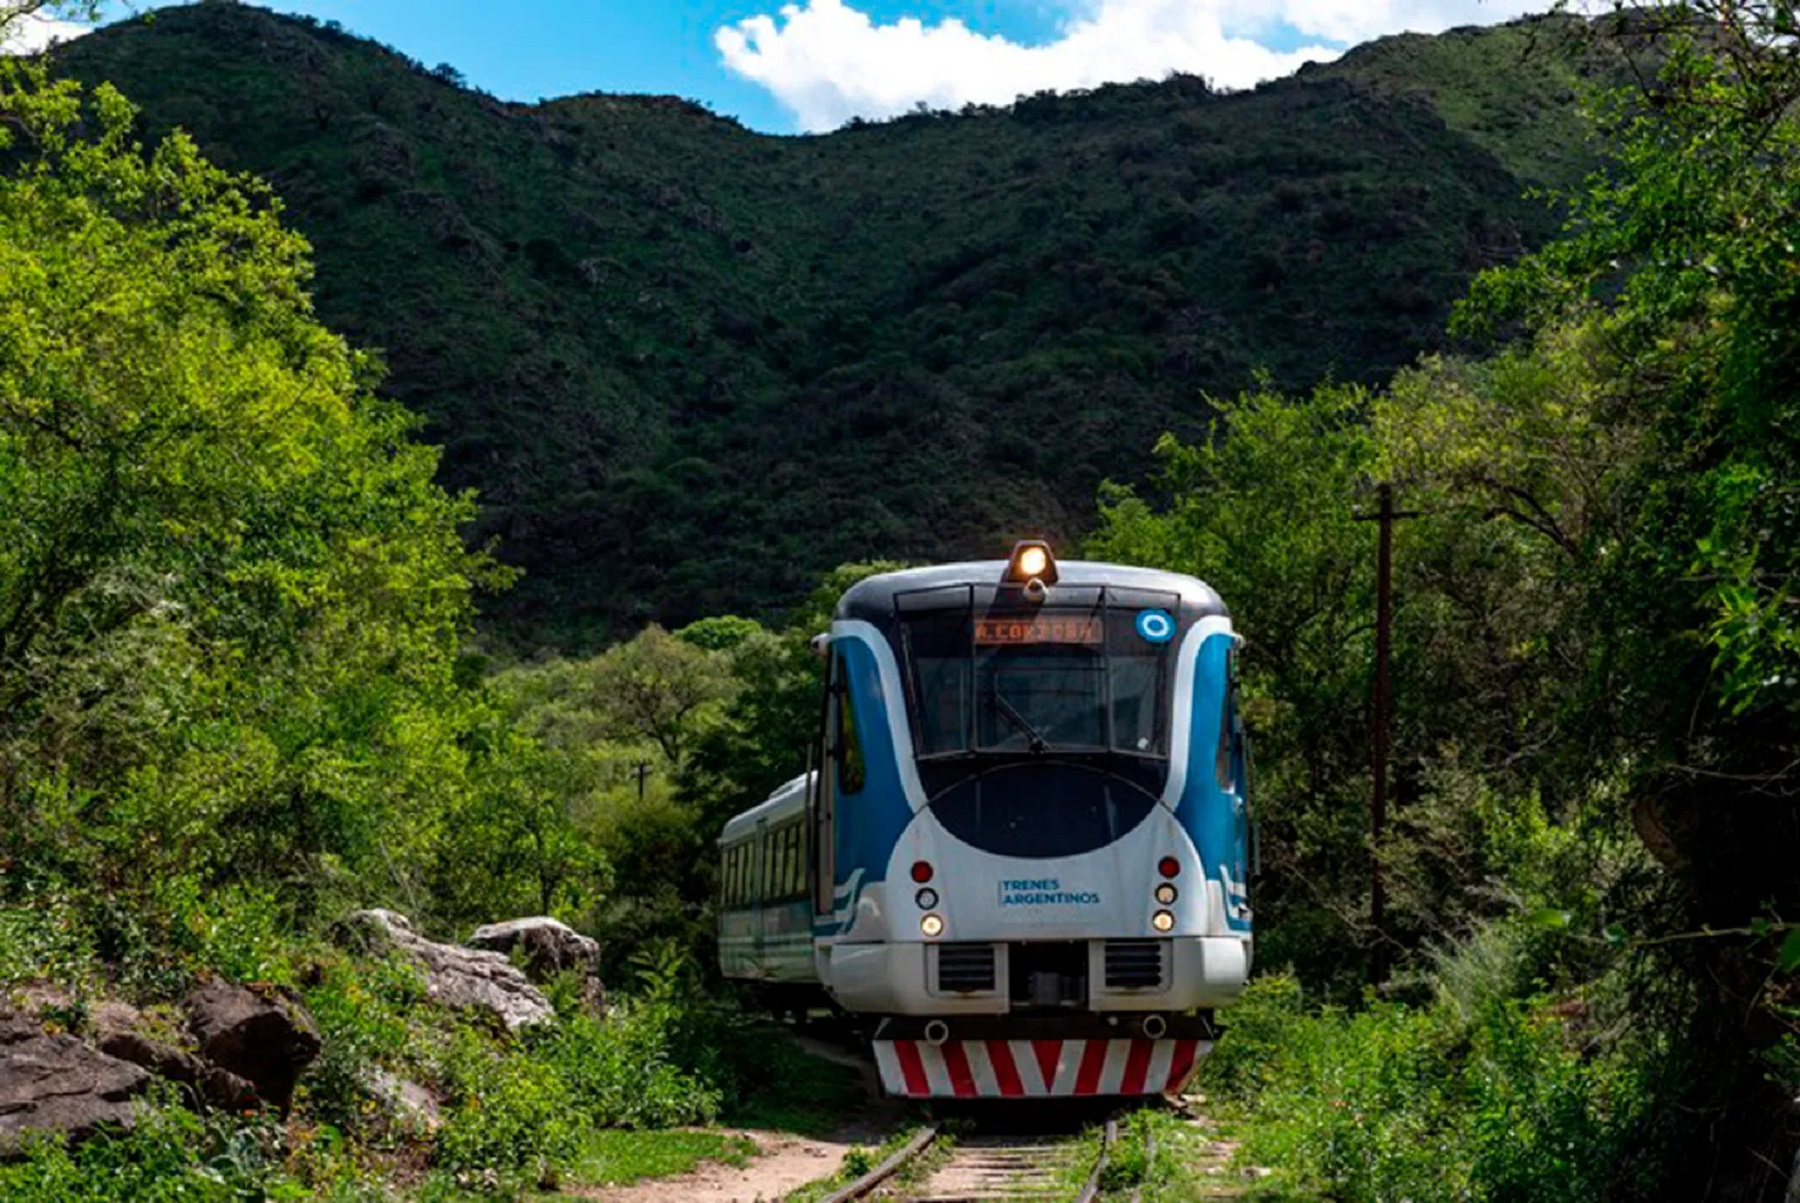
[634, 761, 653, 800]
[1355, 482, 1416, 987]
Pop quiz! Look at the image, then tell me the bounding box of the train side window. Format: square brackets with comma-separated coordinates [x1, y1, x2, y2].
[785, 827, 799, 899]
[834, 650, 867, 795]
[779, 828, 792, 899]
[1216, 647, 1243, 794]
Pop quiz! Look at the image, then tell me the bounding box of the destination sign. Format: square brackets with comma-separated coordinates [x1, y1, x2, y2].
[974, 616, 1103, 645]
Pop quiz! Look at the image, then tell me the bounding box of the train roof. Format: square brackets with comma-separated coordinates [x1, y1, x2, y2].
[834, 559, 1228, 625]
[719, 772, 811, 844]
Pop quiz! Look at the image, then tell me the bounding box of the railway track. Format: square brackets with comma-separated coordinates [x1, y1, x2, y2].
[823, 1112, 1124, 1202]
[795, 1027, 1248, 1201]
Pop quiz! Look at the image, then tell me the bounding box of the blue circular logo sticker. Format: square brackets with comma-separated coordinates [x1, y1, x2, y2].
[1135, 609, 1176, 644]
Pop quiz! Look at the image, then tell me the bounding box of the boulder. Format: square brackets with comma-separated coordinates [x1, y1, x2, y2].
[467, 917, 603, 995]
[362, 1066, 442, 1135]
[0, 1012, 149, 1152]
[183, 980, 320, 1111]
[339, 909, 554, 1032]
[88, 997, 261, 1112]
[97, 1031, 260, 1112]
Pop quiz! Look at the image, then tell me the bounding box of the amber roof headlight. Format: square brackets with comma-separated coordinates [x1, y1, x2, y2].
[1005, 539, 1058, 585]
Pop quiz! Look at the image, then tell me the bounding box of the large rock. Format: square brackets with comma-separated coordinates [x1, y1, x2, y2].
[339, 909, 554, 1031]
[98, 1030, 260, 1112]
[183, 980, 320, 1111]
[0, 1012, 149, 1152]
[361, 1066, 442, 1136]
[86, 997, 260, 1112]
[467, 917, 603, 1003]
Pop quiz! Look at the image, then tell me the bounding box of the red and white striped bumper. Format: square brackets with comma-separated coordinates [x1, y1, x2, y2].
[873, 1037, 1208, 1099]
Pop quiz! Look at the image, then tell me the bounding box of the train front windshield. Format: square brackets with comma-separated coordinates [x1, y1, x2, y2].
[899, 588, 1176, 761]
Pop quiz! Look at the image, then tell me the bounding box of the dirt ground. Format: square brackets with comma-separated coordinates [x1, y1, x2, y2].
[572, 1125, 870, 1203]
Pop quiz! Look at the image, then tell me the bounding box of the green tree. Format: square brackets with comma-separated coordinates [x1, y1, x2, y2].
[677, 563, 905, 840]
[1382, 4, 1800, 1186]
[582, 625, 735, 771]
[0, 64, 495, 944]
[1090, 389, 1388, 982]
[1451, 0, 1800, 913]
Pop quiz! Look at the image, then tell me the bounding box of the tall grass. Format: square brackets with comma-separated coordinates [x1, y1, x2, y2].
[1204, 924, 1661, 1203]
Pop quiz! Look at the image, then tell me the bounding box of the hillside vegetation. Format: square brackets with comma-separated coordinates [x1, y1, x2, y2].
[55, 4, 1619, 644]
[7, 3, 1797, 1200]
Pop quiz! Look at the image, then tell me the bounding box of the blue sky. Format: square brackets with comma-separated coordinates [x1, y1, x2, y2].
[70, 0, 1547, 134]
[172, 0, 1069, 131]
[221, 0, 893, 132]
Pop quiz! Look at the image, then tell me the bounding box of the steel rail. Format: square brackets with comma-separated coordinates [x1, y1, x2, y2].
[820, 1124, 940, 1203]
[1073, 1117, 1118, 1203]
[1128, 1121, 1156, 1203]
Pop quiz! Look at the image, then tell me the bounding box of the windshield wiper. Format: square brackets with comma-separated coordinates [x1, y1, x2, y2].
[992, 691, 1048, 754]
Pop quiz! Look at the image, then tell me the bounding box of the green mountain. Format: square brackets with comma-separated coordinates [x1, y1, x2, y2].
[54, 5, 1617, 645]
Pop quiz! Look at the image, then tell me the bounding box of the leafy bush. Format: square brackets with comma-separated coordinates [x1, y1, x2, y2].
[425, 997, 737, 1185]
[296, 951, 432, 1138]
[532, 1005, 721, 1130]
[0, 897, 100, 992]
[435, 1028, 582, 1183]
[1208, 952, 1653, 1203]
[0, 1093, 311, 1201]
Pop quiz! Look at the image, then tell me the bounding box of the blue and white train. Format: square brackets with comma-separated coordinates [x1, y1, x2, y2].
[719, 542, 1253, 1099]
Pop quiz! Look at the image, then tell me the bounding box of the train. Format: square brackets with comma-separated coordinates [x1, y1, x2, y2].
[718, 542, 1254, 1099]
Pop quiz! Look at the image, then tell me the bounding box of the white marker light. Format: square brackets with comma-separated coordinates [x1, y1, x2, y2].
[1155, 883, 1178, 905]
[1152, 910, 1175, 933]
[920, 914, 945, 937]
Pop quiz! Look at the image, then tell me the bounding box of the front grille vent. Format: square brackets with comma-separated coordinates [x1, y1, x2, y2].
[1104, 939, 1166, 990]
[935, 943, 997, 993]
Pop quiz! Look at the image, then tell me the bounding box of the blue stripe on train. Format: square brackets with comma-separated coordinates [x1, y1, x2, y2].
[828, 633, 913, 934]
[1173, 633, 1252, 934]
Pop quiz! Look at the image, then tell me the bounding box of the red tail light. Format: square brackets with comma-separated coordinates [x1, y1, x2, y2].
[911, 860, 934, 883]
[1158, 857, 1180, 878]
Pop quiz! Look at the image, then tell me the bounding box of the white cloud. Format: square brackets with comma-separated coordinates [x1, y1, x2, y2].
[716, 0, 1546, 133]
[1209, 0, 1541, 45]
[1, 9, 90, 54]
